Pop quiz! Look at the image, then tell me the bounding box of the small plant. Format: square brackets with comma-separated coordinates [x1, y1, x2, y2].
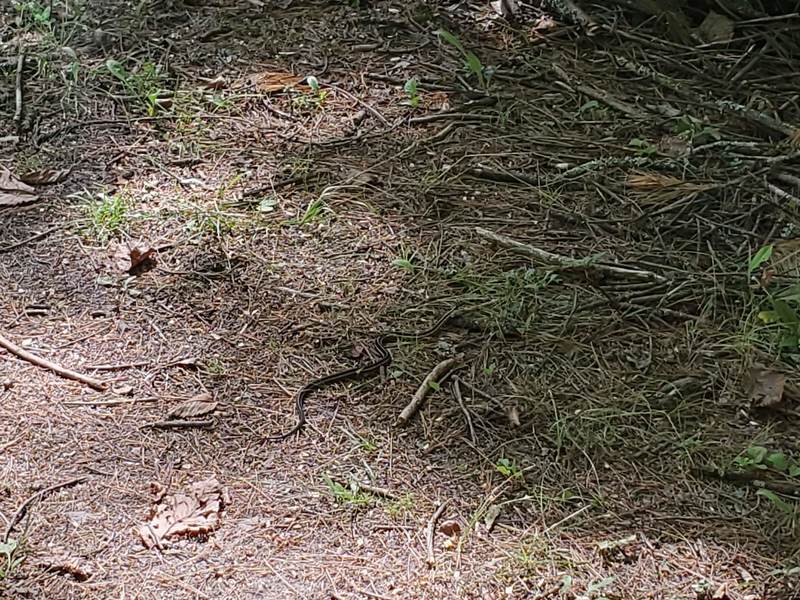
[403, 77, 421, 108]
[436, 29, 487, 89]
[749, 244, 800, 353]
[105, 59, 169, 116]
[292, 75, 328, 110]
[14, 1, 52, 30]
[385, 493, 415, 519]
[628, 137, 658, 157]
[733, 446, 800, 477]
[495, 457, 523, 480]
[85, 192, 128, 241]
[204, 357, 226, 376]
[673, 115, 720, 145]
[323, 475, 372, 507]
[0, 538, 24, 580]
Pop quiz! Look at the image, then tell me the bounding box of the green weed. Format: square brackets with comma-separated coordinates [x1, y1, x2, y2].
[385, 494, 415, 519]
[105, 58, 170, 116]
[0, 538, 24, 580]
[495, 457, 524, 480]
[436, 29, 488, 89]
[323, 475, 372, 507]
[403, 77, 421, 108]
[85, 192, 128, 241]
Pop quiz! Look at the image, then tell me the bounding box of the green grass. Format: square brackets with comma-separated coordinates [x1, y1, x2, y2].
[0, 538, 24, 580]
[323, 475, 373, 507]
[85, 192, 128, 242]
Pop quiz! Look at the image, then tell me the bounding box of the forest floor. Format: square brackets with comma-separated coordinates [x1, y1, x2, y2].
[1, 1, 800, 598]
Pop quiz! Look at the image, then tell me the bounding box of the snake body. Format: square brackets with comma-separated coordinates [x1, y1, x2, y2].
[263, 311, 454, 442]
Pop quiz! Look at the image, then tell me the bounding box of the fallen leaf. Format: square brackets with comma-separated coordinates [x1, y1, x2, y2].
[747, 364, 786, 408]
[19, 168, 71, 186]
[37, 555, 93, 581]
[168, 393, 218, 419]
[483, 504, 501, 532]
[137, 477, 228, 548]
[0, 166, 39, 206]
[248, 71, 305, 93]
[128, 247, 157, 276]
[697, 11, 735, 43]
[439, 519, 461, 536]
[112, 384, 134, 396]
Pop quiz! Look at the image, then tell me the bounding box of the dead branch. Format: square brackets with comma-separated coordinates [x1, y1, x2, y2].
[475, 227, 667, 283]
[425, 499, 450, 568]
[3, 476, 89, 543]
[397, 355, 463, 426]
[0, 333, 107, 391]
[146, 419, 215, 429]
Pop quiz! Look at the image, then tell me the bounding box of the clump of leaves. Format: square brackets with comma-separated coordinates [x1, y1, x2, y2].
[673, 115, 720, 145]
[13, 1, 52, 31]
[733, 446, 800, 477]
[628, 137, 658, 157]
[495, 457, 523, 480]
[403, 77, 421, 108]
[292, 75, 327, 110]
[436, 30, 487, 89]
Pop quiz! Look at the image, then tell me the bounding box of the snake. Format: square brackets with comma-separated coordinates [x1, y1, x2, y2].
[263, 309, 456, 442]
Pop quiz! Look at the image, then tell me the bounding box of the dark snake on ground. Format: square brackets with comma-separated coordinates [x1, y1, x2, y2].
[263, 309, 456, 442]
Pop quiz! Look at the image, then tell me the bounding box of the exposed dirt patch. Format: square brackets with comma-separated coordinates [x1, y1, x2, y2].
[2, 1, 800, 598]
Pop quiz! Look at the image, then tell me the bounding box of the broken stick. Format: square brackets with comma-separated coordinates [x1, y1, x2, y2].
[475, 227, 667, 282]
[425, 499, 450, 568]
[397, 354, 463, 426]
[0, 333, 107, 391]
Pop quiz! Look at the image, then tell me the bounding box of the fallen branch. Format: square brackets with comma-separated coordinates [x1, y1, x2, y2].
[425, 499, 450, 568]
[397, 355, 464, 426]
[146, 419, 215, 429]
[0, 333, 107, 391]
[3, 476, 89, 543]
[475, 227, 667, 283]
[13, 48, 24, 128]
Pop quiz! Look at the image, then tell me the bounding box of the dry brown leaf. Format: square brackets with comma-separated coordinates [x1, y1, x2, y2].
[0, 166, 39, 206]
[439, 519, 462, 536]
[697, 11, 735, 43]
[129, 247, 157, 276]
[19, 168, 71, 186]
[747, 364, 786, 408]
[626, 172, 711, 205]
[37, 555, 93, 581]
[137, 477, 228, 548]
[626, 172, 684, 190]
[168, 393, 218, 420]
[248, 71, 305, 93]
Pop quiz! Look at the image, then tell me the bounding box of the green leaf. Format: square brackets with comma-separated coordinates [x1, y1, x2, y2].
[436, 29, 465, 54]
[428, 380, 441, 391]
[392, 258, 415, 271]
[748, 244, 773, 272]
[579, 100, 600, 114]
[773, 299, 800, 325]
[306, 75, 320, 92]
[105, 59, 128, 82]
[403, 78, 418, 95]
[757, 489, 794, 514]
[746, 446, 768, 463]
[767, 452, 789, 472]
[789, 465, 800, 478]
[758, 310, 778, 324]
[257, 196, 278, 213]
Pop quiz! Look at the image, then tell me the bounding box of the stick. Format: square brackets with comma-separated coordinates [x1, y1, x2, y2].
[146, 419, 214, 429]
[0, 333, 107, 391]
[425, 500, 450, 567]
[475, 227, 667, 283]
[13, 49, 24, 128]
[3, 476, 88, 543]
[452, 379, 476, 445]
[397, 355, 463, 426]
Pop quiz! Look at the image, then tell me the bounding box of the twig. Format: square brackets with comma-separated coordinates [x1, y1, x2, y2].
[425, 499, 450, 567]
[3, 476, 89, 543]
[146, 419, 214, 429]
[397, 355, 464, 426]
[0, 333, 107, 391]
[693, 467, 800, 499]
[452, 379, 476, 445]
[13, 48, 24, 129]
[355, 482, 400, 500]
[0, 226, 60, 254]
[475, 227, 668, 283]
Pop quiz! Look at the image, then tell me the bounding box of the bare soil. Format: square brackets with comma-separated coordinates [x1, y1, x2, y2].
[1, 1, 800, 599]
